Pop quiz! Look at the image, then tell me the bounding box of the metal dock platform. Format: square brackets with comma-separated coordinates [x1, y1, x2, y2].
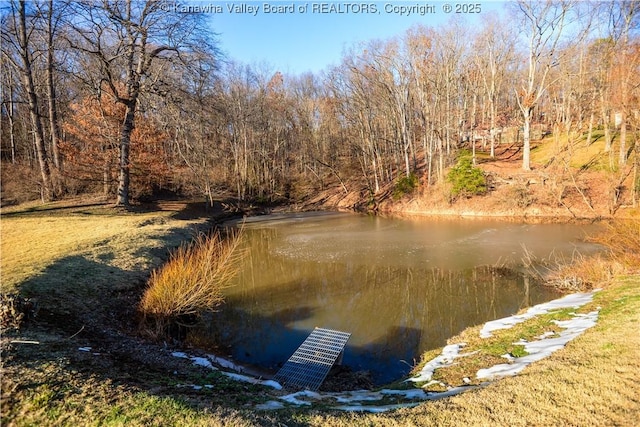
[274, 327, 351, 391]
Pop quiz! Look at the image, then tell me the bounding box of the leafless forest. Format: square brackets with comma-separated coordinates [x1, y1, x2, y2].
[1, 0, 638, 209]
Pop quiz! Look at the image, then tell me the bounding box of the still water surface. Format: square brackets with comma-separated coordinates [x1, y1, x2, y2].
[203, 213, 601, 384]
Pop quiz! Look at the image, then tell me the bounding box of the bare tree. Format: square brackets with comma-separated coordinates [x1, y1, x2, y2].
[473, 15, 516, 158]
[2, 0, 54, 200]
[40, 0, 66, 171]
[67, 0, 215, 206]
[514, 0, 574, 171]
[607, 0, 639, 166]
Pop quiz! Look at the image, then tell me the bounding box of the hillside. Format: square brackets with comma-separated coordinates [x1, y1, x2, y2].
[303, 132, 639, 221]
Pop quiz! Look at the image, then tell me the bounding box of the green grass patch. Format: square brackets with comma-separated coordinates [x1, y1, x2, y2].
[418, 306, 586, 390]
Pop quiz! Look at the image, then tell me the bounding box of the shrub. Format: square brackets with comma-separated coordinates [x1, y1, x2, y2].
[512, 184, 535, 208]
[139, 229, 244, 340]
[447, 154, 487, 199]
[393, 172, 419, 200]
[0, 294, 38, 329]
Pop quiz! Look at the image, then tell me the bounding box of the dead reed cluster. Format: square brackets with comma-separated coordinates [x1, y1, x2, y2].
[139, 229, 244, 339]
[545, 253, 625, 291]
[524, 220, 639, 292]
[591, 220, 640, 271]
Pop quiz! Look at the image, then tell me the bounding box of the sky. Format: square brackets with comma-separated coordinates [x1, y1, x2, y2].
[185, 0, 510, 75]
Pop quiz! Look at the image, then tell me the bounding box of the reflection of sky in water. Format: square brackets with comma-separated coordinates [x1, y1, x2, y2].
[204, 214, 602, 385]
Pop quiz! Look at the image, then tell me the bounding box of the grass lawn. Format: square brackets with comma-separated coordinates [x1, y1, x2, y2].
[1, 201, 639, 426]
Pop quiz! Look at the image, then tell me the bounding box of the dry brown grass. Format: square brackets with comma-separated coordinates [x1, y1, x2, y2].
[591, 220, 640, 272]
[520, 219, 639, 292]
[139, 230, 244, 338]
[545, 252, 626, 291]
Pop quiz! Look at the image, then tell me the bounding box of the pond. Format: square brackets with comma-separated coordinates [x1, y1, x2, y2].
[201, 212, 602, 385]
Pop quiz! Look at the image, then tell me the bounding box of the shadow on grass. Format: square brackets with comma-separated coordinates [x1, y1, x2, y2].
[17, 217, 213, 323]
[4, 233, 271, 424]
[1, 197, 223, 221]
[1, 200, 113, 218]
[19, 254, 147, 336]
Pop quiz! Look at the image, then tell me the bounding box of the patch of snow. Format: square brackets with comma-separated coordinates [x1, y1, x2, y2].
[171, 350, 282, 389]
[423, 386, 472, 401]
[171, 352, 219, 370]
[501, 353, 515, 362]
[279, 390, 321, 405]
[477, 310, 598, 380]
[206, 354, 243, 371]
[221, 372, 282, 390]
[314, 388, 429, 405]
[406, 343, 466, 384]
[191, 356, 215, 369]
[171, 351, 189, 359]
[537, 331, 557, 340]
[176, 383, 214, 390]
[331, 390, 384, 403]
[255, 400, 285, 410]
[333, 402, 422, 413]
[330, 386, 474, 413]
[172, 351, 219, 369]
[480, 291, 597, 338]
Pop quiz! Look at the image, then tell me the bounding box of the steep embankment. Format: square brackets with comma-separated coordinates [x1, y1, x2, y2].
[303, 138, 639, 221]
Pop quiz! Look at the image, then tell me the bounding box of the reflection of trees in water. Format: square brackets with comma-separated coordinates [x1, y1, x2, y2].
[198, 229, 559, 382]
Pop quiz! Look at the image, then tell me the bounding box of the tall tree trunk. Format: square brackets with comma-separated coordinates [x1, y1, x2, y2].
[116, 102, 135, 206]
[601, 93, 612, 153]
[585, 111, 594, 146]
[619, 119, 627, 166]
[6, 76, 17, 164]
[522, 106, 532, 171]
[46, 0, 62, 171]
[17, 0, 53, 201]
[103, 159, 111, 195]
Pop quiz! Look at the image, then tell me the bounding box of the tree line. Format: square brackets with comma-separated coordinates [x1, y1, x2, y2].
[1, 0, 638, 207]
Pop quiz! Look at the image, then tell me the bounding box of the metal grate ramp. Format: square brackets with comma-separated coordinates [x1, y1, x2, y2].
[274, 327, 351, 391]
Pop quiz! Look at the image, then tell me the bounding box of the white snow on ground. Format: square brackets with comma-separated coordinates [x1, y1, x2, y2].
[279, 390, 321, 405]
[334, 402, 422, 413]
[206, 354, 244, 371]
[477, 310, 599, 380]
[220, 372, 282, 390]
[255, 400, 285, 410]
[480, 291, 598, 338]
[406, 343, 477, 384]
[171, 351, 218, 370]
[170, 290, 599, 413]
